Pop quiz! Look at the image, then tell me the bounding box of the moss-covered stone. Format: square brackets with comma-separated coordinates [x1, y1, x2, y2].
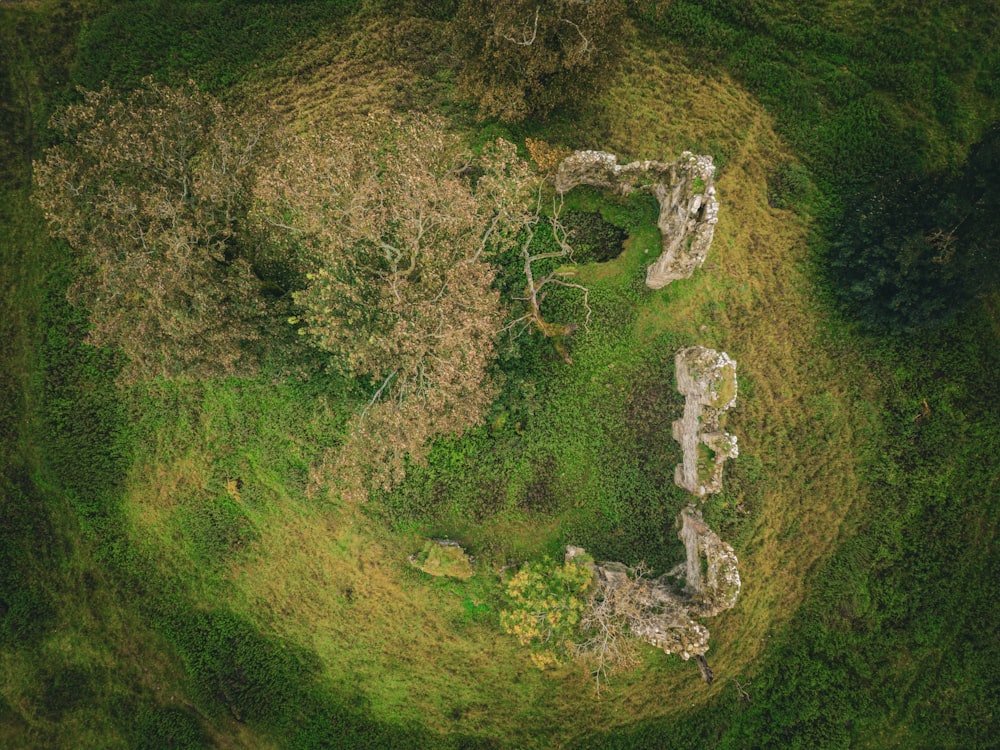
[409, 540, 474, 580]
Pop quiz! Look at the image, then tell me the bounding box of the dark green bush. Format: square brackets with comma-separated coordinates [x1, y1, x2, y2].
[561, 210, 629, 263]
[766, 162, 815, 210]
[0, 471, 57, 648]
[166, 609, 318, 726]
[133, 705, 211, 749]
[830, 120, 1000, 333]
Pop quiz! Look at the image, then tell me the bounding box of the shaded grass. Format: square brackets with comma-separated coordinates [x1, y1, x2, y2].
[0, 188, 223, 749]
[632, 0, 1000, 198]
[74, 0, 361, 93]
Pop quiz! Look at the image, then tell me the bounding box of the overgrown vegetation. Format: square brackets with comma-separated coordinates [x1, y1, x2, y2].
[33, 79, 272, 383]
[500, 557, 592, 669]
[254, 113, 518, 494]
[454, 0, 628, 122]
[2, 0, 998, 748]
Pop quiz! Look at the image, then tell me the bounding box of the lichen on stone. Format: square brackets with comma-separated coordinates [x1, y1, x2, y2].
[566, 505, 740, 664]
[673, 346, 739, 496]
[554, 150, 719, 289]
[409, 539, 474, 580]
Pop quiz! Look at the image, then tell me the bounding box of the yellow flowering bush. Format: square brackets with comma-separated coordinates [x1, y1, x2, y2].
[500, 557, 593, 668]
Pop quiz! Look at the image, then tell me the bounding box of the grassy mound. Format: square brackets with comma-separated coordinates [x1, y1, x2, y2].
[1, 1, 997, 747]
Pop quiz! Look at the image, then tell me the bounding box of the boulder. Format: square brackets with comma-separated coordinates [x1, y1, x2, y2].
[409, 539, 474, 580]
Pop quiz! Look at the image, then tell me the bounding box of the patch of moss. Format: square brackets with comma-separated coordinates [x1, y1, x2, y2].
[709, 365, 737, 408]
[410, 541, 474, 580]
[697, 443, 717, 484]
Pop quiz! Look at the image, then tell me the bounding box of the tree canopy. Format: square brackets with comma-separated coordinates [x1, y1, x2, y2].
[34, 83, 556, 491]
[454, 0, 628, 122]
[33, 79, 269, 383]
[254, 114, 529, 490]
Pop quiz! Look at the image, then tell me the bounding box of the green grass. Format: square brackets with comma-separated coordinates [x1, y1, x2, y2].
[5, 7, 865, 741]
[633, 0, 1000, 197]
[0, 170, 219, 750]
[2, 0, 998, 747]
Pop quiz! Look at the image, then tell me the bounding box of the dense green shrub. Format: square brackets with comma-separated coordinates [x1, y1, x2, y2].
[165, 609, 317, 725]
[766, 162, 815, 210]
[830, 121, 1000, 332]
[561, 210, 629, 263]
[35, 665, 95, 721]
[181, 494, 260, 566]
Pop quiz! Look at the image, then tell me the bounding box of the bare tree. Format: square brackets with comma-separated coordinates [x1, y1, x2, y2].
[573, 565, 659, 694]
[502, 192, 592, 363]
[477, 139, 592, 363]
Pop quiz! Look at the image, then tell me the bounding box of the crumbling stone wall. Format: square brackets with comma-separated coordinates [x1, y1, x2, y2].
[673, 346, 739, 496]
[566, 505, 741, 662]
[676, 506, 741, 617]
[554, 150, 719, 289]
[547, 151, 744, 679]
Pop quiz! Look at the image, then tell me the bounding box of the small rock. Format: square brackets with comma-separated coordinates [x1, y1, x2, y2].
[409, 539, 474, 580]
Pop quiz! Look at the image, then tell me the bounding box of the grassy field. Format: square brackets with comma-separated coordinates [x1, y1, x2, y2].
[2, 0, 998, 747]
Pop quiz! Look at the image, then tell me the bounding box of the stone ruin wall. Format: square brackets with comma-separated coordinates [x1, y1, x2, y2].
[554, 150, 719, 289]
[672, 346, 739, 497]
[566, 505, 741, 663]
[545, 151, 742, 681]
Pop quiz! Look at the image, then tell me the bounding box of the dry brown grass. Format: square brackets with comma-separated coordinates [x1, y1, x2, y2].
[247, 14, 458, 129]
